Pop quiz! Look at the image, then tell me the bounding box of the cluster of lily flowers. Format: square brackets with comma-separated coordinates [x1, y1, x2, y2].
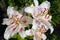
[2, 0, 54, 40]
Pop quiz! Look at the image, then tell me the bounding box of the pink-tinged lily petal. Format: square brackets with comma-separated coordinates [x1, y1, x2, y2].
[24, 6, 38, 18]
[19, 25, 25, 32]
[34, 0, 39, 7]
[42, 14, 52, 21]
[7, 6, 20, 18]
[38, 23, 49, 31]
[25, 29, 33, 36]
[38, 1, 50, 15]
[32, 19, 48, 31]
[39, 1, 50, 10]
[19, 31, 26, 38]
[17, 13, 24, 19]
[39, 8, 46, 13]
[4, 23, 18, 40]
[7, 6, 15, 18]
[49, 26, 54, 34]
[19, 26, 26, 38]
[2, 18, 11, 25]
[32, 19, 54, 34]
[42, 34, 47, 40]
[20, 16, 33, 27]
[34, 32, 40, 40]
[24, 7, 34, 14]
[39, 19, 54, 34]
[33, 7, 39, 18]
[34, 31, 47, 40]
[32, 19, 39, 30]
[42, 19, 54, 34]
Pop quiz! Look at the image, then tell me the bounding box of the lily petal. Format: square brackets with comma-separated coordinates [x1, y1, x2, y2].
[34, 31, 47, 40]
[18, 25, 26, 38]
[42, 34, 47, 40]
[19, 31, 26, 38]
[32, 19, 39, 30]
[49, 26, 54, 34]
[7, 6, 14, 17]
[25, 29, 33, 36]
[19, 27, 26, 38]
[42, 14, 52, 21]
[39, 1, 50, 10]
[20, 16, 33, 27]
[4, 23, 18, 40]
[38, 22, 49, 31]
[41, 19, 54, 33]
[7, 6, 19, 18]
[24, 7, 34, 14]
[34, 0, 39, 7]
[2, 18, 10, 25]
[34, 32, 40, 40]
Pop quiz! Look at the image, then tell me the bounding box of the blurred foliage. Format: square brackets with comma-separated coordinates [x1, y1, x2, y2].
[0, 0, 60, 40]
[50, 0, 60, 26]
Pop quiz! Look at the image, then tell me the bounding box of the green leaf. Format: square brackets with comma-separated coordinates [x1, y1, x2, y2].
[11, 33, 24, 40]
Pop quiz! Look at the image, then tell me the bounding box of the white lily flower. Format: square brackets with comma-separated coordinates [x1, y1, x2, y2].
[25, 0, 50, 19]
[24, 0, 53, 40]
[3, 6, 33, 40]
[31, 19, 54, 40]
[25, 29, 47, 40]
